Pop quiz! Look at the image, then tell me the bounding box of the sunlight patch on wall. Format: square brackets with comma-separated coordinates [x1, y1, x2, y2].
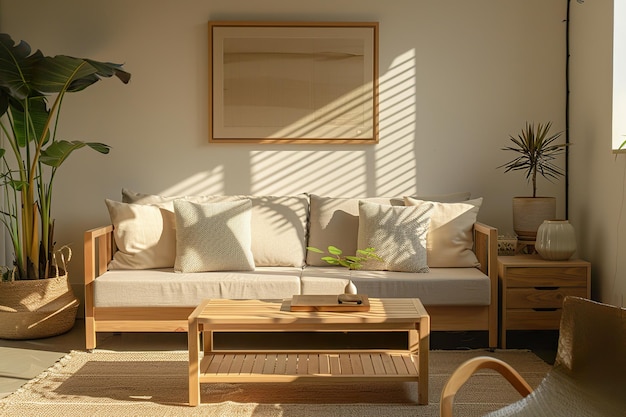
[375, 49, 417, 196]
[159, 166, 225, 197]
[244, 48, 418, 197]
[249, 150, 369, 196]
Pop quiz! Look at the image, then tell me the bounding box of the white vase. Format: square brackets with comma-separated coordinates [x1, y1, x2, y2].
[535, 220, 576, 261]
[344, 280, 358, 294]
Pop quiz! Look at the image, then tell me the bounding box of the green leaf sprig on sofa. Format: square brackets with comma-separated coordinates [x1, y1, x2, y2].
[84, 190, 498, 349]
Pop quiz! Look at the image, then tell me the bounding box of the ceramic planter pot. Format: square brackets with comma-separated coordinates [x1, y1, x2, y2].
[512, 197, 556, 241]
[0, 273, 79, 339]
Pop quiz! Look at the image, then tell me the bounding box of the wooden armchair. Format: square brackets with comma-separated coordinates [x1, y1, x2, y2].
[440, 296, 626, 417]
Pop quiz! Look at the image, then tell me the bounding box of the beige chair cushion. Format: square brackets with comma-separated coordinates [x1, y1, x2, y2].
[404, 196, 482, 267]
[105, 199, 176, 269]
[357, 200, 434, 272]
[123, 189, 308, 267]
[173, 199, 255, 272]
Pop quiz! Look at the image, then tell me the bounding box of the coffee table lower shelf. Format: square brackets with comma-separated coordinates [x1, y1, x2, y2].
[199, 352, 419, 383]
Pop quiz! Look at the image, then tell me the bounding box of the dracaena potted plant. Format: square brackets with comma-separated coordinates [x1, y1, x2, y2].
[498, 121, 567, 241]
[0, 33, 130, 339]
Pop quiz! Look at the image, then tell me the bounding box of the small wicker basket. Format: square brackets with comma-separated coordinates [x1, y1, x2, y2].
[497, 236, 518, 256]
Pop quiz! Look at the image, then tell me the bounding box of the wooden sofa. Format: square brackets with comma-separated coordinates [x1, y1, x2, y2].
[83, 192, 498, 350]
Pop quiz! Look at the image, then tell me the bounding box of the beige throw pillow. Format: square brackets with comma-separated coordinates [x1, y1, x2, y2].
[404, 196, 483, 267]
[105, 199, 176, 269]
[307, 194, 400, 266]
[123, 189, 308, 267]
[357, 201, 434, 273]
[173, 199, 255, 272]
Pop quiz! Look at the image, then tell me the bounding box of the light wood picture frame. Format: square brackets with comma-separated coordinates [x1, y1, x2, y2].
[208, 21, 379, 144]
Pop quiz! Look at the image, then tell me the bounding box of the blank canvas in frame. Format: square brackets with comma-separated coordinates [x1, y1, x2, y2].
[209, 21, 379, 144]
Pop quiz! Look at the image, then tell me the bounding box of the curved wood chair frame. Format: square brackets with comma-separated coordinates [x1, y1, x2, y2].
[440, 356, 533, 417]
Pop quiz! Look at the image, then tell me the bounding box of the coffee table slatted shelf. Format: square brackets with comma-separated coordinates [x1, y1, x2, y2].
[199, 352, 419, 383]
[188, 298, 430, 406]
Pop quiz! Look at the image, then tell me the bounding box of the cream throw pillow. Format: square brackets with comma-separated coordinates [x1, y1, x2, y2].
[357, 201, 434, 273]
[123, 189, 308, 267]
[307, 194, 400, 266]
[105, 199, 176, 269]
[173, 199, 255, 272]
[404, 196, 483, 267]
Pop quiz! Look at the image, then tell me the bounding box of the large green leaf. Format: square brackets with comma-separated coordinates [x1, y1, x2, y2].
[0, 90, 8, 115]
[0, 34, 130, 109]
[32, 55, 130, 94]
[0, 34, 44, 103]
[9, 96, 49, 147]
[84, 59, 131, 84]
[40, 140, 111, 167]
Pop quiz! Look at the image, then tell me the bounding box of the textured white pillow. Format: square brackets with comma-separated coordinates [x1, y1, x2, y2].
[357, 201, 434, 273]
[404, 197, 483, 267]
[173, 199, 255, 272]
[105, 199, 176, 269]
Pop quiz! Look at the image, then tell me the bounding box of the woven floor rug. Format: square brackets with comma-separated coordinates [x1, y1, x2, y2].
[0, 349, 550, 417]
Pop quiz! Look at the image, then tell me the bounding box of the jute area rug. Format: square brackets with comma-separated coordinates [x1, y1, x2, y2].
[0, 349, 550, 417]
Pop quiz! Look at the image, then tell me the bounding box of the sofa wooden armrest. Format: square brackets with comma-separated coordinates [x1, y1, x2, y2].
[84, 225, 114, 349]
[474, 222, 498, 348]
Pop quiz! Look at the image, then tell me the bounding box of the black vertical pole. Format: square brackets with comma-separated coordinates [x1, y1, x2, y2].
[565, 0, 571, 220]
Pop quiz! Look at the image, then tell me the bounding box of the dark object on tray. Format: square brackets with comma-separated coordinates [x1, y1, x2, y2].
[290, 294, 370, 312]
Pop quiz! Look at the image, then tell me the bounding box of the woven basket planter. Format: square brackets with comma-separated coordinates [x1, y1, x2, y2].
[0, 273, 79, 339]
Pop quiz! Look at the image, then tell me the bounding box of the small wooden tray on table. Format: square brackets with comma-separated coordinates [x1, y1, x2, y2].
[289, 294, 370, 312]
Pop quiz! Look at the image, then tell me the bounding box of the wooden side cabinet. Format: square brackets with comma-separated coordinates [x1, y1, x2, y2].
[498, 255, 591, 348]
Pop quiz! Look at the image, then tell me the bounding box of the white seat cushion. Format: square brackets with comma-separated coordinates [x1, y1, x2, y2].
[93, 267, 303, 307]
[301, 266, 490, 306]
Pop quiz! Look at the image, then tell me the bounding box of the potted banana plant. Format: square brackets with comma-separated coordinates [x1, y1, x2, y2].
[0, 33, 130, 339]
[498, 121, 567, 241]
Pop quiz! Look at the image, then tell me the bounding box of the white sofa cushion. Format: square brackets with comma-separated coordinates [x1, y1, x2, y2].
[357, 201, 433, 272]
[301, 266, 490, 306]
[404, 197, 482, 267]
[122, 190, 308, 267]
[105, 199, 176, 269]
[93, 267, 303, 307]
[173, 199, 255, 272]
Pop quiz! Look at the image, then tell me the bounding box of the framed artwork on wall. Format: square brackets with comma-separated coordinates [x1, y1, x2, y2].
[208, 21, 379, 144]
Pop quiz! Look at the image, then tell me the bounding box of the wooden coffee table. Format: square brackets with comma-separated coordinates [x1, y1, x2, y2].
[188, 297, 430, 406]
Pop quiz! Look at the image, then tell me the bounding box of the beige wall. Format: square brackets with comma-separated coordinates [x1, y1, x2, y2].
[1, 1, 578, 298]
[570, 0, 626, 307]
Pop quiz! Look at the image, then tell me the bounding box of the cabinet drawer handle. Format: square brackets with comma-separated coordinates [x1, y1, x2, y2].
[534, 287, 559, 290]
[533, 308, 558, 312]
